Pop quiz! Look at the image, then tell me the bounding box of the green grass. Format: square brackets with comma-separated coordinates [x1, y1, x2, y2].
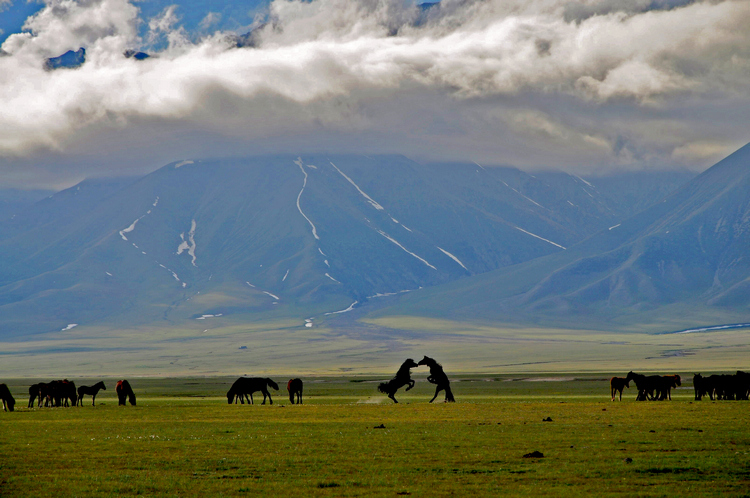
[1, 377, 749, 496]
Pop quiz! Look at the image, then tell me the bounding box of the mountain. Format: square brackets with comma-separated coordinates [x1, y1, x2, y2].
[380, 143, 750, 329]
[0, 154, 694, 337]
[0, 188, 54, 223]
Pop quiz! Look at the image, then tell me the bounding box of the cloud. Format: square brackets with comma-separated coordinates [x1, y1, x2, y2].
[0, 0, 749, 186]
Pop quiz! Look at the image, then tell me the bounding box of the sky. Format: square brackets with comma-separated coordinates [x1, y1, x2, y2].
[0, 0, 749, 189]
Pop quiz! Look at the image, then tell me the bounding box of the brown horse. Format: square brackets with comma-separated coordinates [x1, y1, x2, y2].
[287, 378, 303, 404]
[610, 377, 630, 401]
[116, 380, 136, 406]
[0, 384, 15, 412]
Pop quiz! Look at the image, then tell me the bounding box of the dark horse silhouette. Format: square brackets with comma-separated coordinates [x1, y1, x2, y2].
[418, 356, 455, 403]
[77, 381, 106, 406]
[0, 383, 15, 412]
[287, 378, 303, 404]
[28, 383, 40, 408]
[227, 377, 279, 405]
[116, 380, 136, 406]
[610, 377, 630, 401]
[378, 359, 418, 403]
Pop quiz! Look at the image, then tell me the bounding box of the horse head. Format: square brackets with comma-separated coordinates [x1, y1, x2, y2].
[417, 356, 434, 367]
[226, 390, 235, 404]
[404, 358, 419, 369]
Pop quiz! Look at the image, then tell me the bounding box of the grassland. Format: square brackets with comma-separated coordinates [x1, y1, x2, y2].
[2, 315, 750, 378]
[1, 377, 749, 496]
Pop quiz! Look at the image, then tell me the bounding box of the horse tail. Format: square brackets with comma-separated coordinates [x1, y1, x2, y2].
[266, 378, 279, 391]
[445, 385, 455, 402]
[377, 382, 390, 395]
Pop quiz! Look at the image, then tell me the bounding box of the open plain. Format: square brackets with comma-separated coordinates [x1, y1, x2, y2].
[1, 376, 748, 497]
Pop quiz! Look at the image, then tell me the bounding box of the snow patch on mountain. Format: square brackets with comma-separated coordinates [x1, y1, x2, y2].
[514, 227, 566, 250]
[294, 158, 320, 240]
[330, 161, 384, 211]
[176, 219, 197, 266]
[376, 229, 437, 270]
[324, 300, 358, 315]
[437, 246, 468, 271]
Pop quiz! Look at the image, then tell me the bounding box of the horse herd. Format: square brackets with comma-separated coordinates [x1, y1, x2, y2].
[609, 371, 750, 401]
[0, 379, 136, 412]
[3, 364, 749, 412]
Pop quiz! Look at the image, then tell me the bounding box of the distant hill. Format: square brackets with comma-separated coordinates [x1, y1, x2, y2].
[380, 144, 750, 330]
[0, 154, 695, 337]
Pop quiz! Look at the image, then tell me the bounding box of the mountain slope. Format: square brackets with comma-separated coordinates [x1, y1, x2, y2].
[379, 143, 750, 326]
[0, 154, 695, 336]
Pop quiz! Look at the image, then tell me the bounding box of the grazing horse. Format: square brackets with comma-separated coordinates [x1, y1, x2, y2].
[610, 377, 630, 401]
[116, 380, 136, 406]
[77, 381, 106, 406]
[0, 384, 15, 412]
[287, 378, 303, 404]
[227, 377, 279, 405]
[28, 383, 40, 408]
[417, 356, 455, 403]
[377, 359, 419, 403]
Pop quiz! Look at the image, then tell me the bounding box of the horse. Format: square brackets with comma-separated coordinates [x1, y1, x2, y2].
[28, 383, 40, 408]
[693, 374, 710, 400]
[77, 381, 106, 406]
[0, 384, 15, 412]
[657, 375, 681, 400]
[45, 379, 76, 407]
[116, 380, 136, 406]
[226, 377, 279, 405]
[625, 371, 653, 401]
[287, 378, 303, 404]
[609, 377, 630, 401]
[417, 356, 455, 403]
[377, 359, 418, 403]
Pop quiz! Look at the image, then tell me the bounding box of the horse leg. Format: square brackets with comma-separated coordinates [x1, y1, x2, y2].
[405, 380, 415, 392]
[261, 390, 267, 405]
[92, 394, 96, 406]
[388, 393, 398, 403]
[429, 387, 441, 403]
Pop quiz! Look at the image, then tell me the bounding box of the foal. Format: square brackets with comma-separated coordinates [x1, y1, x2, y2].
[77, 381, 107, 406]
[610, 377, 630, 401]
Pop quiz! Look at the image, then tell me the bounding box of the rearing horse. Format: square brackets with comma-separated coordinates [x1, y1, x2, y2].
[77, 381, 106, 406]
[418, 356, 455, 403]
[378, 359, 418, 403]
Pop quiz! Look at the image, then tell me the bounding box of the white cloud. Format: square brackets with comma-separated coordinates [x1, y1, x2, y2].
[0, 0, 749, 182]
